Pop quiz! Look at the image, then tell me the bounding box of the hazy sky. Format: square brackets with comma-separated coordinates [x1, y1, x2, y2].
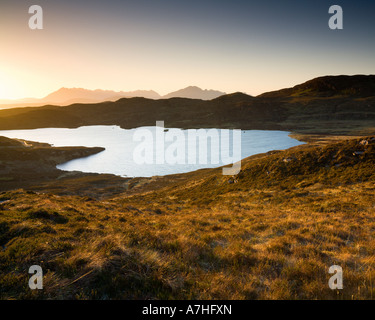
[1, 0, 374, 99]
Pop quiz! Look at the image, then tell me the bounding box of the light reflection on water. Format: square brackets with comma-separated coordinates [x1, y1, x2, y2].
[0, 125, 303, 177]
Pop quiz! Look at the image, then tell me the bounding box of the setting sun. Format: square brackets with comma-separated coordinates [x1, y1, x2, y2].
[0, 66, 55, 101]
[0, 68, 25, 100]
[0, 71, 10, 100]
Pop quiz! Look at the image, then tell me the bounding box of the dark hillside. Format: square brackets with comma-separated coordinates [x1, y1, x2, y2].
[0, 75, 374, 135]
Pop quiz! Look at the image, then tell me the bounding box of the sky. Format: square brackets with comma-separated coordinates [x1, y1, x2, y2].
[1, 0, 375, 99]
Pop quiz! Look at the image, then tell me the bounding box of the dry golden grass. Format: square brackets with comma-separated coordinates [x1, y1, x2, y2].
[1, 136, 375, 300]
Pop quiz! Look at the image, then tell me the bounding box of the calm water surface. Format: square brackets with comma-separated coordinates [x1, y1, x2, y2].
[0, 125, 304, 177]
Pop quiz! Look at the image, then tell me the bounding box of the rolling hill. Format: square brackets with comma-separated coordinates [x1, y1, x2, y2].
[259, 75, 375, 98]
[0, 75, 374, 135]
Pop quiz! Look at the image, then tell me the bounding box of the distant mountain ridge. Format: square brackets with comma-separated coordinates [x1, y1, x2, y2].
[0, 74, 374, 135]
[163, 86, 226, 100]
[0, 86, 226, 109]
[44, 88, 161, 103]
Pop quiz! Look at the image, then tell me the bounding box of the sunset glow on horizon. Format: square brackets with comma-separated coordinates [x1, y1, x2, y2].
[1, 0, 375, 100]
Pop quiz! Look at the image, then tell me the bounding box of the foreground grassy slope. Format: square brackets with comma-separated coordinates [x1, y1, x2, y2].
[1, 136, 374, 299]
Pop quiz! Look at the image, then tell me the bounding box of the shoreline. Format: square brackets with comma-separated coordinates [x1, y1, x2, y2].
[0, 130, 366, 199]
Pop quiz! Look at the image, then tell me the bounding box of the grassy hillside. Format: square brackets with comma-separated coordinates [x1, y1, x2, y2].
[1, 136, 374, 299]
[0, 75, 374, 135]
[259, 75, 375, 98]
